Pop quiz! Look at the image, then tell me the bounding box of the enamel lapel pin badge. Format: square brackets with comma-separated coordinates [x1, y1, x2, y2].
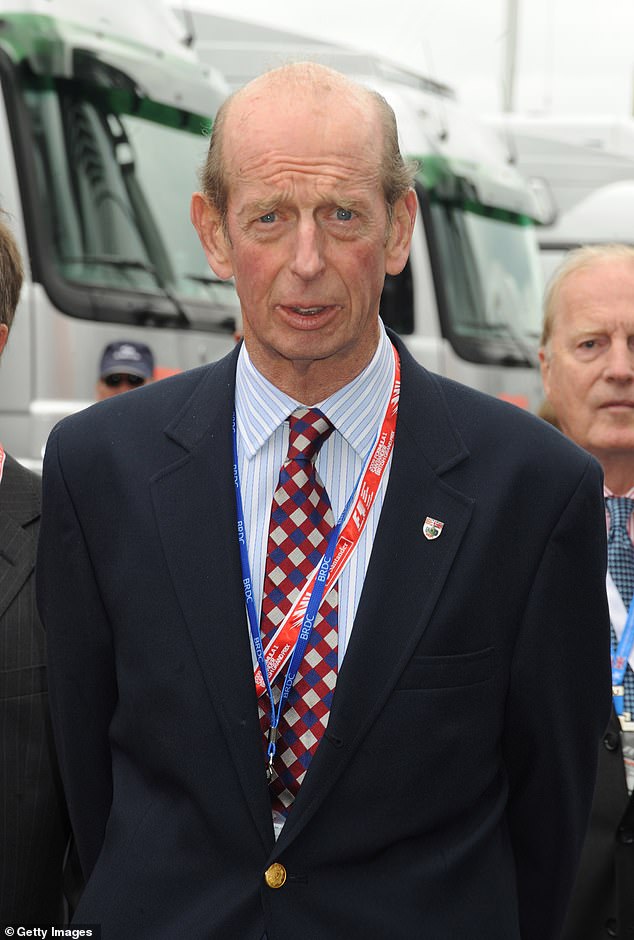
[423, 516, 444, 540]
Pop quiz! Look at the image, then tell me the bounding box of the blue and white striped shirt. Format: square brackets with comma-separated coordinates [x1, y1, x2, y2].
[235, 325, 395, 664]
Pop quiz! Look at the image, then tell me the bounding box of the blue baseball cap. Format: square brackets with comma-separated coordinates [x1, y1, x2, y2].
[99, 340, 154, 380]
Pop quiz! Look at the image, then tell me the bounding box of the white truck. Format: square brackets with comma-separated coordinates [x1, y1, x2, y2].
[0, 2, 547, 468]
[486, 114, 634, 283]
[0, 0, 240, 467]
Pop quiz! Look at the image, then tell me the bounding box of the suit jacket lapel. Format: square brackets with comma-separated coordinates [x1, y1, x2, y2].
[150, 340, 477, 853]
[0, 456, 40, 621]
[150, 349, 274, 850]
[277, 339, 475, 848]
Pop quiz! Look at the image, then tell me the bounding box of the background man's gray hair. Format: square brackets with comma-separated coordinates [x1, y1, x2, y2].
[542, 243, 634, 348]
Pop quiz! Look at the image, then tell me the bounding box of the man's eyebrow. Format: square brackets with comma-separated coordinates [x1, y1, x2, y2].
[240, 194, 286, 214]
[239, 189, 367, 215]
[573, 324, 608, 336]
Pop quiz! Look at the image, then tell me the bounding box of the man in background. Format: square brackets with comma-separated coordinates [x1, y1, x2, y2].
[96, 339, 154, 401]
[0, 215, 72, 923]
[540, 243, 634, 940]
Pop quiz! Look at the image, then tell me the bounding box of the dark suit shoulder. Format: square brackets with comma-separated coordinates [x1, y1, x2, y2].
[44, 346, 239, 486]
[120, 351, 235, 418]
[392, 333, 597, 489]
[59, 353, 231, 435]
[431, 368, 595, 477]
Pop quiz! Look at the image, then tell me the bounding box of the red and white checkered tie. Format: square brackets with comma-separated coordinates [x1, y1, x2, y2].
[259, 407, 338, 817]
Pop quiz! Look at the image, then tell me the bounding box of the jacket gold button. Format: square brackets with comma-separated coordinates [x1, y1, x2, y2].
[264, 862, 287, 889]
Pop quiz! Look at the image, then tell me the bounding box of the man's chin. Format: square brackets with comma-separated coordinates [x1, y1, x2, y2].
[587, 433, 634, 460]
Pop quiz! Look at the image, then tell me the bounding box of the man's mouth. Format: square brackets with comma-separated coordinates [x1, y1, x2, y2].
[289, 306, 326, 316]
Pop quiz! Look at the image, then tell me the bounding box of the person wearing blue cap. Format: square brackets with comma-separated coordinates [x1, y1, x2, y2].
[96, 339, 155, 401]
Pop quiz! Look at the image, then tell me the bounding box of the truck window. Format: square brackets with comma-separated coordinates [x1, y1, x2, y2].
[17, 72, 240, 333]
[425, 190, 543, 367]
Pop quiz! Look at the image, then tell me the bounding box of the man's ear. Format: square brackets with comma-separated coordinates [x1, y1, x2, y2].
[385, 189, 417, 276]
[0, 324, 8, 359]
[190, 192, 234, 280]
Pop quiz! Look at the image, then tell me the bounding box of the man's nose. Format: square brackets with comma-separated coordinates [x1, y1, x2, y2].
[289, 219, 326, 280]
[605, 340, 634, 381]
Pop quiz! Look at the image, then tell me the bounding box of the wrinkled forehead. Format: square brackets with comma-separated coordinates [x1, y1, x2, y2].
[560, 261, 634, 312]
[223, 77, 381, 179]
[548, 260, 634, 341]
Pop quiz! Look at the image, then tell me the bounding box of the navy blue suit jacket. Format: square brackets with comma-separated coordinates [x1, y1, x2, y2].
[37, 336, 611, 939]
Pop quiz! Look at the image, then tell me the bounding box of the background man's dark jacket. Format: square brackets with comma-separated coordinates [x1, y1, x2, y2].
[0, 454, 71, 922]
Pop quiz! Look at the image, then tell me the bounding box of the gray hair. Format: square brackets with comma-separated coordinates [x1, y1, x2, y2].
[542, 243, 634, 348]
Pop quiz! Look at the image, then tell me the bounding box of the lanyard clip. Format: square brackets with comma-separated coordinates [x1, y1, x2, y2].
[266, 726, 278, 783]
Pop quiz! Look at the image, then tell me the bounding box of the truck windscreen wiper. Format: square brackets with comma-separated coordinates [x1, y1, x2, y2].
[63, 255, 190, 327]
[487, 320, 540, 368]
[183, 273, 235, 289]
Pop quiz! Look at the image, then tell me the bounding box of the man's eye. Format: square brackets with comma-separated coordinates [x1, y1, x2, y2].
[581, 340, 596, 349]
[335, 207, 353, 221]
[259, 212, 276, 224]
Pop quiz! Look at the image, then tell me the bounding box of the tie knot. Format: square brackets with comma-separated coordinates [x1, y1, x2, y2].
[287, 407, 334, 463]
[606, 496, 634, 539]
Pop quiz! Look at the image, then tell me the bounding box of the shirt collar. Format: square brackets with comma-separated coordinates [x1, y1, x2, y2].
[235, 324, 395, 461]
[605, 484, 634, 498]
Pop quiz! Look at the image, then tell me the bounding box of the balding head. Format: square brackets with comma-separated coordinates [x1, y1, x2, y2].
[190, 59, 418, 404]
[200, 61, 416, 229]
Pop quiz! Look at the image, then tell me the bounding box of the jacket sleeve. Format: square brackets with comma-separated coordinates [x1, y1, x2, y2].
[503, 454, 612, 939]
[36, 425, 117, 880]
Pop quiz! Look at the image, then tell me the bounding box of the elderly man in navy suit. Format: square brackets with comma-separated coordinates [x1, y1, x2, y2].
[37, 63, 611, 939]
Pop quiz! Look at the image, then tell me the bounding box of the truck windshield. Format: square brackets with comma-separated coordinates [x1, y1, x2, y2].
[22, 76, 239, 330]
[429, 198, 543, 365]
